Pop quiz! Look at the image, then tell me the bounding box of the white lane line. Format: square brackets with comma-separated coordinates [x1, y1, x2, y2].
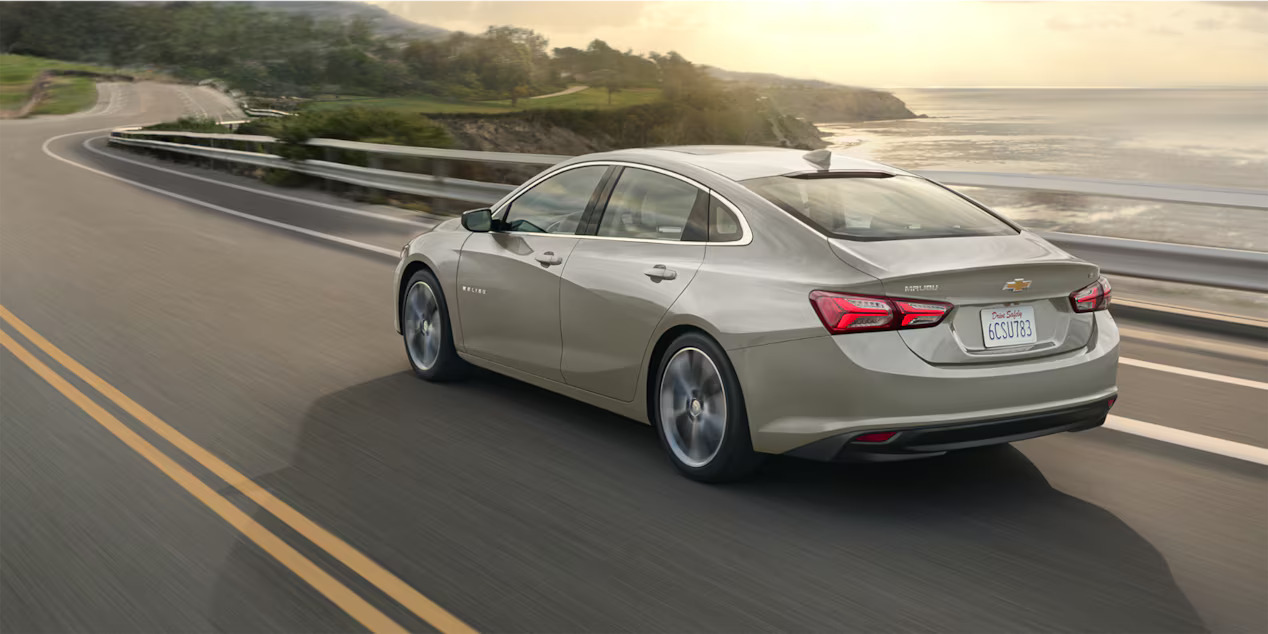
[41, 129, 398, 257]
[1105, 415, 1268, 465]
[178, 85, 209, 118]
[1121, 357, 1268, 391]
[82, 136, 436, 228]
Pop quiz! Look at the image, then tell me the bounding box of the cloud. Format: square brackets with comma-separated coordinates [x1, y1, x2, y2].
[1046, 16, 1076, 31]
[1209, 1, 1268, 10]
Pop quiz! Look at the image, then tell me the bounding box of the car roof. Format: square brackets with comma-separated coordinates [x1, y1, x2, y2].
[573, 145, 910, 182]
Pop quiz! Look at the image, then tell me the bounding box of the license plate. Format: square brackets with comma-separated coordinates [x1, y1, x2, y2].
[981, 306, 1037, 348]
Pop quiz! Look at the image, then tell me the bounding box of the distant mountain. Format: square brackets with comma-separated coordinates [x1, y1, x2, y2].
[242, 1, 448, 40]
[703, 66, 918, 122]
[703, 66, 848, 89]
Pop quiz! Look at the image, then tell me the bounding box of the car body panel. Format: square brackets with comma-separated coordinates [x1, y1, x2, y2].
[457, 232, 580, 381]
[731, 311, 1119, 454]
[394, 146, 1121, 460]
[394, 217, 468, 339]
[828, 233, 1101, 363]
[560, 240, 704, 401]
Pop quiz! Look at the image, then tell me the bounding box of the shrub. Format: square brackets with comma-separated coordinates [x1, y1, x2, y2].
[268, 107, 452, 147]
[142, 116, 230, 133]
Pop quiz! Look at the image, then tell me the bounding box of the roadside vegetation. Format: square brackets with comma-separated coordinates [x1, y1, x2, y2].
[9, 2, 907, 151]
[0, 3, 658, 103]
[30, 75, 97, 115]
[0, 54, 115, 113]
[299, 87, 663, 116]
[144, 109, 453, 154]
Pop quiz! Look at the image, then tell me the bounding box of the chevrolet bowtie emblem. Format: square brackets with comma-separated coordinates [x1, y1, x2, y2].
[1003, 278, 1032, 292]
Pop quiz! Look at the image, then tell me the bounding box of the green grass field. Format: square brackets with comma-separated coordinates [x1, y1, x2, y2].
[304, 94, 514, 115]
[0, 54, 117, 114]
[304, 87, 663, 116]
[485, 87, 663, 110]
[31, 76, 98, 115]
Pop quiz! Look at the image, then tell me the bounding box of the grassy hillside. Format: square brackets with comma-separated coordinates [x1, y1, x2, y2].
[303, 87, 664, 116]
[487, 87, 662, 110]
[32, 76, 98, 115]
[0, 54, 115, 111]
[303, 95, 514, 115]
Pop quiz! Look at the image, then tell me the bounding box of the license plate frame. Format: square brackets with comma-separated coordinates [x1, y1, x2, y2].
[980, 305, 1038, 348]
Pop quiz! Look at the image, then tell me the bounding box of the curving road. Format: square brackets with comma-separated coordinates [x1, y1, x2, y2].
[2, 82, 1265, 633]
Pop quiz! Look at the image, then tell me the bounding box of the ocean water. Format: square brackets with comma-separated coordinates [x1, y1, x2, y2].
[819, 88, 1268, 251]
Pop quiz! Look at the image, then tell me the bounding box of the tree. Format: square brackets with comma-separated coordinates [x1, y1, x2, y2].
[510, 85, 531, 107]
[650, 51, 716, 103]
[591, 68, 623, 105]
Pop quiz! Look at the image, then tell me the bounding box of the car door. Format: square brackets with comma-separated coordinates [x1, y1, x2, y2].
[559, 166, 710, 401]
[457, 164, 610, 381]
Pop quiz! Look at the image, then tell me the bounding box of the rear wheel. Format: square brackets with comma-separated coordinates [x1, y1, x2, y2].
[653, 332, 763, 482]
[401, 269, 466, 381]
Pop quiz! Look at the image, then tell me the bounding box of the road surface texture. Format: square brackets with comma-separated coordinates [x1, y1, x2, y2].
[2, 82, 1265, 633]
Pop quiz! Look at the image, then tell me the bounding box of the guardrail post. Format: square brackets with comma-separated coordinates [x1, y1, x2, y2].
[432, 158, 450, 214]
[323, 147, 338, 192]
[368, 154, 385, 203]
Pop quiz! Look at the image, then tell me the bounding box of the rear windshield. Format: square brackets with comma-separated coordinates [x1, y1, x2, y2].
[743, 174, 1018, 241]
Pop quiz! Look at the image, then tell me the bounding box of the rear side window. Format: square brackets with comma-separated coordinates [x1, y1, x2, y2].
[597, 168, 703, 241]
[708, 196, 742, 242]
[743, 174, 1017, 241]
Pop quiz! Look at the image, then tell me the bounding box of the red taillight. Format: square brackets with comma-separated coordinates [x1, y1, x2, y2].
[1108, 395, 1117, 409]
[809, 291, 952, 334]
[1070, 276, 1112, 313]
[893, 300, 952, 328]
[853, 431, 897, 443]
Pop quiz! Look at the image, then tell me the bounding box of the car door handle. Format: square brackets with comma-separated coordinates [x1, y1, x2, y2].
[643, 264, 677, 281]
[535, 251, 563, 266]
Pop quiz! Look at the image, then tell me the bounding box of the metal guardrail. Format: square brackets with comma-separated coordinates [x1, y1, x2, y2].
[917, 171, 1268, 211]
[108, 128, 1268, 293]
[109, 136, 515, 204]
[1038, 233, 1268, 294]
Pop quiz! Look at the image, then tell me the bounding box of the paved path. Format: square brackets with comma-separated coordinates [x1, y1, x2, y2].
[530, 85, 588, 99]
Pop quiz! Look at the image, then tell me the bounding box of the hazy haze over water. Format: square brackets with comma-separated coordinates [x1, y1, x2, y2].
[822, 88, 1268, 252]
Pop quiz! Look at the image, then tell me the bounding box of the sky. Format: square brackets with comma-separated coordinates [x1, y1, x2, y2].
[368, 1, 1268, 88]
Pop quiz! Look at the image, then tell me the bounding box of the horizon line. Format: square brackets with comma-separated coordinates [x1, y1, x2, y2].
[880, 85, 1268, 90]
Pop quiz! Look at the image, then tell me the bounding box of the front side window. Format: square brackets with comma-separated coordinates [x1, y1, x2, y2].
[596, 168, 704, 241]
[503, 166, 607, 234]
[743, 174, 1018, 241]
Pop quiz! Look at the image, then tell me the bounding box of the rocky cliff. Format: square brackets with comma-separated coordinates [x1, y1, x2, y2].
[764, 87, 918, 123]
[432, 97, 828, 160]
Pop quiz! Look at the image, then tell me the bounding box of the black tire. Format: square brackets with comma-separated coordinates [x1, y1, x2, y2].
[652, 332, 764, 482]
[400, 269, 467, 381]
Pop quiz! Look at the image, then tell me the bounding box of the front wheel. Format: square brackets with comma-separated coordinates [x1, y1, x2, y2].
[401, 269, 467, 381]
[653, 333, 763, 482]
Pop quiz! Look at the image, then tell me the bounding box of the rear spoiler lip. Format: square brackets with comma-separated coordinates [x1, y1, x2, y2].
[780, 169, 899, 179]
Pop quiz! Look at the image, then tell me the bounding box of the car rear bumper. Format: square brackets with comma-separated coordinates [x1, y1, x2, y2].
[785, 398, 1111, 462]
[729, 311, 1119, 455]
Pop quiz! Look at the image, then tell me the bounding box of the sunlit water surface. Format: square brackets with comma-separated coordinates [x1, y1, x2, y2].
[821, 88, 1268, 251]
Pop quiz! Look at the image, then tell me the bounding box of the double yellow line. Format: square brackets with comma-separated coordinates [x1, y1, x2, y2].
[0, 305, 475, 634]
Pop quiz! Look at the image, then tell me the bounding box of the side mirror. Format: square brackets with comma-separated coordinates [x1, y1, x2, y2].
[461, 208, 494, 232]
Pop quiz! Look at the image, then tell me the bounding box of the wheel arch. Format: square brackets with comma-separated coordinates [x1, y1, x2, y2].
[644, 323, 741, 427]
[397, 259, 436, 325]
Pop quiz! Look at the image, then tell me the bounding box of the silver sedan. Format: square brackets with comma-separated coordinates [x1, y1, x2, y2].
[394, 146, 1119, 481]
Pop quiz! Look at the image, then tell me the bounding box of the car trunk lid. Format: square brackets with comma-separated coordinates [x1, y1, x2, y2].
[829, 232, 1101, 364]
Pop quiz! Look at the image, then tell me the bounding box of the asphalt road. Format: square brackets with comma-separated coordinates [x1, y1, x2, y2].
[2, 82, 1265, 633]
